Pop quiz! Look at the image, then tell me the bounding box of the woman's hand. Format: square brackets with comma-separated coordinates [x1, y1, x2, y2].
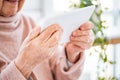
[65, 22, 94, 63]
[15, 24, 63, 78]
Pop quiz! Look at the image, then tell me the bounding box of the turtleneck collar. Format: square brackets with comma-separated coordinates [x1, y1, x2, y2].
[0, 14, 18, 23]
[0, 14, 20, 31]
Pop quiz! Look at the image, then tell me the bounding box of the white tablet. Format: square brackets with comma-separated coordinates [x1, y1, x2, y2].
[40, 5, 95, 43]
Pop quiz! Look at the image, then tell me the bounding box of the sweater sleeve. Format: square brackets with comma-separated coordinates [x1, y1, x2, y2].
[0, 51, 27, 80]
[50, 45, 85, 80]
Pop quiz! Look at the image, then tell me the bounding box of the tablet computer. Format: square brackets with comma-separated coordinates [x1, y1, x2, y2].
[40, 5, 95, 43]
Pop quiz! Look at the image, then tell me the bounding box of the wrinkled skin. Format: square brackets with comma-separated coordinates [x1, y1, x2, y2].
[15, 24, 63, 78]
[15, 22, 94, 78]
[0, 0, 25, 17]
[1, 0, 94, 79]
[66, 22, 94, 63]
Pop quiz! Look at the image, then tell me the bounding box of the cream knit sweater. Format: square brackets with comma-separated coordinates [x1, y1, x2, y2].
[0, 13, 85, 80]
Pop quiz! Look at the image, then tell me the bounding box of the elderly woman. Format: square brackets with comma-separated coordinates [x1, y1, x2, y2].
[0, 0, 94, 80]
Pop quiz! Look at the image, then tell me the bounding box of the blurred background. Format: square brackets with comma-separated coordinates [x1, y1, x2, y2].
[20, 0, 120, 80]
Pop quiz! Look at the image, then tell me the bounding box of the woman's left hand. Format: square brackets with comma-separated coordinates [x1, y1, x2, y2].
[65, 22, 94, 63]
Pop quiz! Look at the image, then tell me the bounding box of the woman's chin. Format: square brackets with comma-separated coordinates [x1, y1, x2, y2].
[0, 1, 18, 17]
[1, 11, 17, 17]
[1, 6, 18, 17]
[0, 0, 24, 17]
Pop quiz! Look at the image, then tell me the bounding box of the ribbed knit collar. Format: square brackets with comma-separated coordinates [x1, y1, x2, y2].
[0, 14, 20, 31]
[0, 14, 18, 23]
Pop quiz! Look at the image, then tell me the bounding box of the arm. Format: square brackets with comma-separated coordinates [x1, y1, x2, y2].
[14, 25, 62, 79]
[50, 22, 94, 80]
[0, 24, 63, 80]
[0, 51, 27, 80]
[50, 45, 85, 80]
[66, 22, 94, 63]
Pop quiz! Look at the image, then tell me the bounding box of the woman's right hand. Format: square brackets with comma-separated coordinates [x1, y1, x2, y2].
[15, 24, 63, 78]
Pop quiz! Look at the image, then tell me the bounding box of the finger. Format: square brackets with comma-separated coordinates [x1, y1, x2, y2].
[66, 43, 81, 63]
[70, 36, 92, 43]
[80, 21, 94, 30]
[47, 30, 63, 47]
[28, 27, 41, 41]
[37, 24, 63, 42]
[1, 1, 18, 17]
[0, 0, 3, 11]
[66, 43, 85, 53]
[74, 45, 85, 52]
[23, 27, 41, 45]
[72, 29, 91, 37]
[72, 41, 92, 50]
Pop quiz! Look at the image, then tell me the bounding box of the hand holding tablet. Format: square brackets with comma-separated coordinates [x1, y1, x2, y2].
[40, 5, 95, 43]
